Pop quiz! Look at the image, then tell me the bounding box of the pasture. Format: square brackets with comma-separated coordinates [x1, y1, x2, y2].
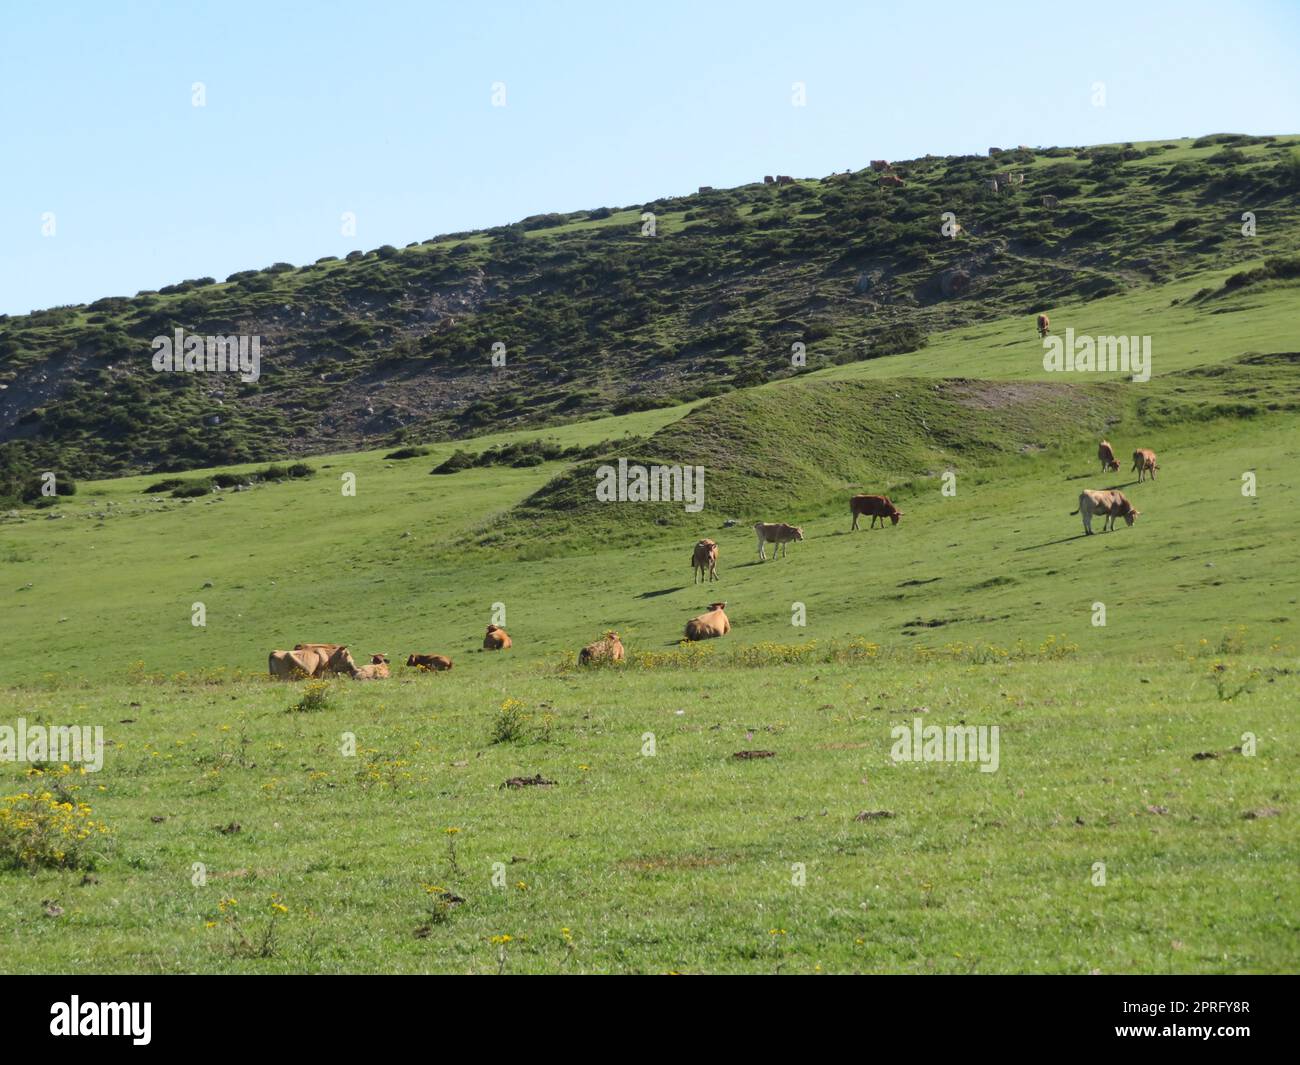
[2, 283, 1298, 973]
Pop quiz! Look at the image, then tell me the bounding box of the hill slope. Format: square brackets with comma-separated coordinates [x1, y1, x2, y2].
[3, 133, 1299, 487]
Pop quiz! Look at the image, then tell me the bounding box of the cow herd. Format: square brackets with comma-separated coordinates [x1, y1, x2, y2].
[268, 432, 1161, 678]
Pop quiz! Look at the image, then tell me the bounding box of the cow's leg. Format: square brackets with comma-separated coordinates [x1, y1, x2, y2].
[851, 512, 859, 531]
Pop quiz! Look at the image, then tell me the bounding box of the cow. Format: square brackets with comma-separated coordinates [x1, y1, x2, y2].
[698, 186, 713, 194]
[879, 173, 904, 188]
[755, 522, 803, 560]
[1071, 490, 1140, 535]
[1098, 440, 1120, 473]
[406, 653, 453, 672]
[483, 625, 512, 650]
[850, 494, 903, 530]
[870, 160, 891, 171]
[691, 538, 719, 583]
[294, 642, 342, 654]
[578, 631, 625, 666]
[763, 175, 774, 184]
[776, 175, 794, 185]
[1037, 313, 1050, 338]
[268, 644, 356, 680]
[684, 602, 730, 641]
[1132, 448, 1159, 482]
[1042, 194, 1059, 209]
[351, 654, 391, 680]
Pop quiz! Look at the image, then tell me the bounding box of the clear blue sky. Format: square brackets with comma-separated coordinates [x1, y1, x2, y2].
[2, 0, 1297, 316]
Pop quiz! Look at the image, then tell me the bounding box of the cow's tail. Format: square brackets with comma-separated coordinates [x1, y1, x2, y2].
[1069, 508, 1080, 515]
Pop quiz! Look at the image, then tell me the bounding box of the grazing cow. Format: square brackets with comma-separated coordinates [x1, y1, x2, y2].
[483, 625, 512, 650]
[1037, 312, 1050, 338]
[1071, 490, 1141, 535]
[755, 522, 804, 560]
[352, 654, 391, 681]
[1042, 194, 1059, 209]
[1098, 440, 1120, 473]
[578, 631, 625, 665]
[691, 538, 719, 583]
[1132, 448, 1159, 482]
[684, 603, 730, 641]
[763, 175, 774, 184]
[879, 173, 904, 188]
[850, 494, 903, 530]
[268, 645, 356, 680]
[406, 653, 454, 672]
[776, 175, 794, 185]
[870, 160, 891, 171]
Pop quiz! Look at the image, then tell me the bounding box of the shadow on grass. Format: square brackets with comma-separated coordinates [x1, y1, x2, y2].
[637, 587, 685, 599]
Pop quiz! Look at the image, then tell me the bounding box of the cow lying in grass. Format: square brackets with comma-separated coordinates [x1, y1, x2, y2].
[483, 625, 512, 650]
[755, 522, 803, 560]
[351, 653, 390, 680]
[406, 653, 453, 671]
[579, 631, 625, 665]
[691, 538, 719, 583]
[685, 602, 730, 641]
[1072, 489, 1140, 534]
[1098, 440, 1120, 473]
[1132, 448, 1159, 482]
[268, 645, 356, 679]
[850, 494, 902, 530]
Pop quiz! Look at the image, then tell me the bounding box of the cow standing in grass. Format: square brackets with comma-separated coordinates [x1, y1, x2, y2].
[1037, 313, 1051, 338]
[1071, 490, 1140, 535]
[850, 494, 902, 530]
[691, 538, 719, 583]
[1132, 448, 1159, 482]
[269, 645, 356, 680]
[1098, 440, 1120, 473]
[755, 522, 803, 560]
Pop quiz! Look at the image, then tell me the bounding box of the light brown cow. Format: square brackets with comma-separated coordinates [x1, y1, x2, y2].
[850, 494, 902, 530]
[1037, 313, 1050, 338]
[1071, 490, 1141, 535]
[578, 631, 625, 665]
[1098, 440, 1120, 473]
[870, 160, 891, 171]
[294, 642, 342, 654]
[755, 522, 803, 560]
[269, 645, 356, 680]
[406, 653, 453, 671]
[483, 625, 512, 650]
[691, 538, 719, 583]
[879, 173, 904, 188]
[351, 654, 391, 680]
[684, 603, 730, 641]
[1132, 448, 1159, 482]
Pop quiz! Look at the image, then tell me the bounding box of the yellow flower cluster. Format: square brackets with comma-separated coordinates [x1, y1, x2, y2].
[0, 790, 111, 870]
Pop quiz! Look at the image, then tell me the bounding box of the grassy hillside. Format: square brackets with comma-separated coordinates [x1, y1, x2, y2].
[3, 133, 1299, 484]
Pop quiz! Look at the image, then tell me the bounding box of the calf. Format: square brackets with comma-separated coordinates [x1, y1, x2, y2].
[691, 538, 719, 583]
[1071, 490, 1140, 535]
[755, 522, 804, 560]
[578, 631, 625, 665]
[352, 654, 391, 680]
[1132, 448, 1159, 482]
[406, 653, 453, 671]
[850, 494, 902, 530]
[1037, 312, 1050, 338]
[483, 625, 512, 651]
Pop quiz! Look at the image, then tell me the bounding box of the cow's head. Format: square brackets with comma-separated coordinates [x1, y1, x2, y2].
[604, 631, 620, 641]
[708, 602, 727, 612]
[327, 646, 357, 672]
[1124, 508, 1140, 526]
[486, 625, 499, 634]
[793, 526, 805, 541]
[1107, 460, 1120, 471]
[370, 653, 389, 665]
[888, 508, 903, 525]
[405, 654, 420, 667]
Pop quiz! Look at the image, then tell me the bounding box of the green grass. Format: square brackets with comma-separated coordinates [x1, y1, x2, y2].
[1, 263, 1297, 973]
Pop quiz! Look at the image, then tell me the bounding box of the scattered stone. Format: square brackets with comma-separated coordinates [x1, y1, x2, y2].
[732, 750, 775, 760]
[501, 774, 556, 789]
[855, 810, 894, 821]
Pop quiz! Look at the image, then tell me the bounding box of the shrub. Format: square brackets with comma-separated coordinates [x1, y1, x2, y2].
[20, 472, 76, 503]
[0, 791, 111, 871]
[384, 446, 430, 460]
[490, 698, 528, 744]
[871, 324, 927, 357]
[290, 681, 332, 713]
[432, 450, 475, 474]
[171, 481, 212, 498]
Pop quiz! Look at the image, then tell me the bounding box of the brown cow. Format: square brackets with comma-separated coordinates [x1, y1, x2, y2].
[684, 603, 730, 641]
[870, 160, 891, 171]
[879, 173, 904, 188]
[1037, 313, 1050, 338]
[755, 522, 803, 560]
[691, 538, 719, 583]
[483, 625, 512, 650]
[850, 494, 902, 530]
[1098, 440, 1120, 473]
[269, 645, 356, 680]
[578, 631, 625, 665]
[406, 653, 453, 671]
[1071, 490, 1140, 535]
[1132, 448, 1159, 482]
